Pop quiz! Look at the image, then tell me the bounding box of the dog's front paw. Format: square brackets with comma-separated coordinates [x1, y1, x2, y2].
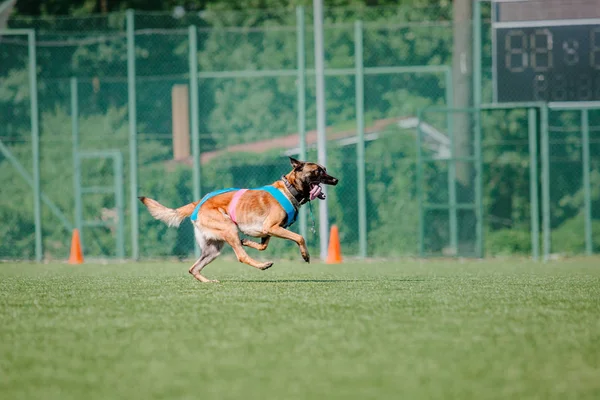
[302, 253, 310, 263]
[259, 261, 274, 270]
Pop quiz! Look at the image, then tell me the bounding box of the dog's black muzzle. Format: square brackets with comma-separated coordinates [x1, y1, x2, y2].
[321, 174, 338, 186]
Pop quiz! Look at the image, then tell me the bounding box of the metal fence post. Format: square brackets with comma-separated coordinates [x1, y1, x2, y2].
[189, 25, 201, 258]
[71, 77, 83, 249]
[416, 109, 425, 257]
[126, 9, 139, 260]
[354, 20, 367, 258]
[472, 0, 484, 258]
[114, 152, 125, 259]
[443, 69, 457, 253]
[474, 109, 484, 258]
[528, 108, 539, 261]
[312, 0, 329, 260]
[581, 109, 593, 255]
[445, 70, 458, 255]
[28, 30, 42, 262]
[296, 6, 308, 241]
[540, 104, 550, 261]
[472, 0, 482, 107]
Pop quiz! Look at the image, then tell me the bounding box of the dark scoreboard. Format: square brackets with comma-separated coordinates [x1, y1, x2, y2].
[495, 23, 600, 102]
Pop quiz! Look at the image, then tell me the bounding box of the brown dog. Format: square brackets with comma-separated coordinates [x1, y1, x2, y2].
[139, 158, 338, 282]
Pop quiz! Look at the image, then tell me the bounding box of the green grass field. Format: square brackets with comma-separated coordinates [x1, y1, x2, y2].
[1, 258, 599, 400]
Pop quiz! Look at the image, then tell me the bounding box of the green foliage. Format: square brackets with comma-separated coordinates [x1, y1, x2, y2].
[486, 213, 600, 257]
[552, 214, 600, 255]
[486, 229, 532, 256]
[189, 3, 452, 149]
[0, 68, 31, 142]
[0, 104, 185, 259]
[13, 0, 447, 17]
[481, 109, 533, 232]
[365, 128, 419, 256]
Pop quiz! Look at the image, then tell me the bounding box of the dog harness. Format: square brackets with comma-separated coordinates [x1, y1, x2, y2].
[227, 189, 248, 224]
[190, 186, 298, 228]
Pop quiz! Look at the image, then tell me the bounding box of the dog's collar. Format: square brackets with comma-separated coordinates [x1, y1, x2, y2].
[281, 175, 307, 207]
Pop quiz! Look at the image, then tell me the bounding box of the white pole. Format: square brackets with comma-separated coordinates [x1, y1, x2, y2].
[312, 0, 329, 260]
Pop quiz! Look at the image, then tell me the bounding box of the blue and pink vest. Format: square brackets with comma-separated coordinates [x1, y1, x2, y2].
[190, 186, 298, 228]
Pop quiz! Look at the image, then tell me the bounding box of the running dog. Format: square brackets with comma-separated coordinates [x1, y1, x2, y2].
[138, 157, 338, 282]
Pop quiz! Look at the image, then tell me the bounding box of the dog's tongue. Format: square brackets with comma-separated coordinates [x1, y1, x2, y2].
[310, 185, 325, 201]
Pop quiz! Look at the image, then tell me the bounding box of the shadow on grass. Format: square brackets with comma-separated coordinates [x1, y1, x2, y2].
[222, 278, 426, 283]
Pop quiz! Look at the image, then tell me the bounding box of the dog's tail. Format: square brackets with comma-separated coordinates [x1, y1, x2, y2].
[138, 196, 198, 228]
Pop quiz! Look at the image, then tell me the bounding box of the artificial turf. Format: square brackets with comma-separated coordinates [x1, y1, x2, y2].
[1, 258, 599, 399]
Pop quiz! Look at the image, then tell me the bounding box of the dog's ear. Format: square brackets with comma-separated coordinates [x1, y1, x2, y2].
[289, 156, 305, 171]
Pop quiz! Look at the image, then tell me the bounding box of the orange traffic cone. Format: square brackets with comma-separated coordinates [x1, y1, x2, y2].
[326, 224, 342, 264]
[68, 229, 84, 264]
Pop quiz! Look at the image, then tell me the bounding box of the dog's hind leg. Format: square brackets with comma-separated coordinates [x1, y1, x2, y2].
[222, 230, 274, 270]
[241, 236, 270, 251]
[198, 209, 273, 271]
[188, 240, 223, 283]
[189, 227, 224, 283]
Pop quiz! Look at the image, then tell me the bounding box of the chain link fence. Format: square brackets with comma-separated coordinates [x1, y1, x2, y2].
[1, 3, 598, 261]
[0, 30, 36, 258]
